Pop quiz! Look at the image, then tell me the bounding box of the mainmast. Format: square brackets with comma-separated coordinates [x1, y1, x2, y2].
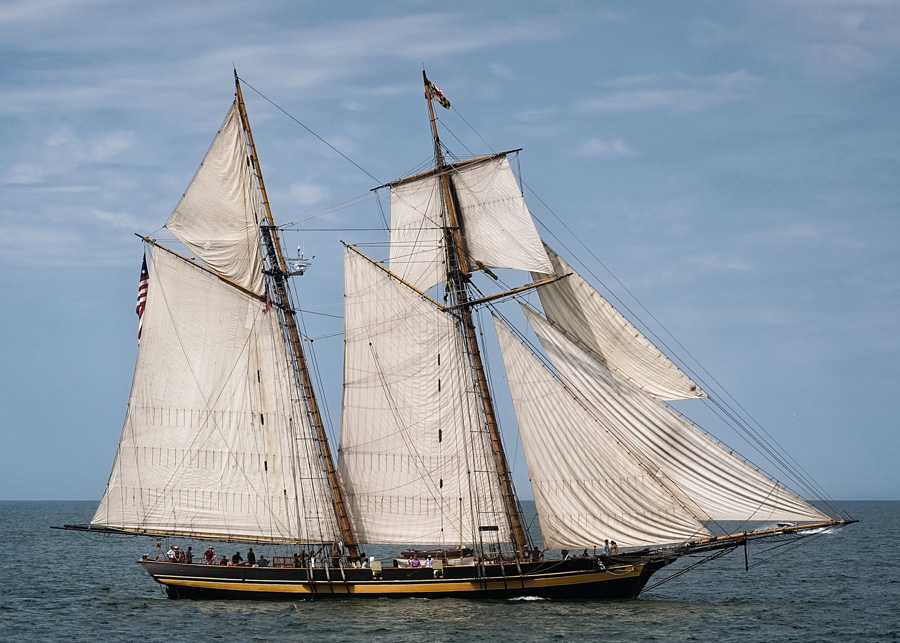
[423, 72, 529, 558]
[234, 72, 359, 559]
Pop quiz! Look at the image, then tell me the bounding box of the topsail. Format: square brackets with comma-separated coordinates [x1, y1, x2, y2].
[165, 103, 266, 294]
[388, 154, 552, 292]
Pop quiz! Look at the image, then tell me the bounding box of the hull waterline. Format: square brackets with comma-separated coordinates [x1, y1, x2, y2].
[140, 557, 670, 600]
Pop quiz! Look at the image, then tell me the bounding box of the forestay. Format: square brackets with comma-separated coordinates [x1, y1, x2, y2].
[91, 251, 339, 543]
[338, 248, 510, 545]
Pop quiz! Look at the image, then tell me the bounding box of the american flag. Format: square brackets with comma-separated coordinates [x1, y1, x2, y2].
[136, 253, 149, 341]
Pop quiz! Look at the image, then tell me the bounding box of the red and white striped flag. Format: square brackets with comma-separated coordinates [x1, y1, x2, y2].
[136, 253, 149, 341]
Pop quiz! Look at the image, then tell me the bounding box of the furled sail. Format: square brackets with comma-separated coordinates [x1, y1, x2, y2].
[521, 306, 830, 532]
[91, 250, 340, 543]
[388, 154, 552, 292]
[494, 316, 711, 549]
[165, 102, 266, 294]
[338, 248, 510, 545]
[534, 246, 705, 401]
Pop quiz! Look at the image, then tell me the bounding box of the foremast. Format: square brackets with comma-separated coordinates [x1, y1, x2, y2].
[234, 72, 359, 560]
[423, 72, 529, 558]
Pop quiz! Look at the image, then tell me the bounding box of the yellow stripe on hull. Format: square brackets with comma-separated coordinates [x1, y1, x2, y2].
[151, 565, 643, 597]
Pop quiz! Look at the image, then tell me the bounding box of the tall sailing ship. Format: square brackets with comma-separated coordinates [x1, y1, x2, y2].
[61, 72, 854, 599]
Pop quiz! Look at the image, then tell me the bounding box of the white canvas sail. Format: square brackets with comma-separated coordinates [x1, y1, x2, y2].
[494, 316, 711, 549]
[91, 250, 339, 543]
[388, 175, 447, 293]
[535, 246, 705, 401]
[522, 306, 830, 529]
[388, 154, 551, 292]
[165, 101, 266, 294]
[452, 155, 552, 275]
[338, 248, 510, 545]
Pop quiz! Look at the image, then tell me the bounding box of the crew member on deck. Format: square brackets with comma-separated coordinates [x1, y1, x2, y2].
[232, 551, 243, 565]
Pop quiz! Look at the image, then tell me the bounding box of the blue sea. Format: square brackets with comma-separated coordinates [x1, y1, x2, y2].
[0, 501, 897, 642]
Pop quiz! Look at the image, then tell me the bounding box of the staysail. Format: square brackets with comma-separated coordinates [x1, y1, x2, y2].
[495, 297, 829, 548]
[534, 246, 705, 401]
[91, 250, 340, 543]
[494, 315, 710, 548]
[337, 247, 510, 545]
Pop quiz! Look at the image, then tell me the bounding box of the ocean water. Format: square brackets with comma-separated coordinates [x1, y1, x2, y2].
[0, 501, 897, 642]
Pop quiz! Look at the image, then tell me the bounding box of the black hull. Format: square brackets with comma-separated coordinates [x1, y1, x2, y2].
[140, 557, 670, 600]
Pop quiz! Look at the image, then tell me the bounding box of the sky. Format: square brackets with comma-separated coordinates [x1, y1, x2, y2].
[1, 0, 898, 504]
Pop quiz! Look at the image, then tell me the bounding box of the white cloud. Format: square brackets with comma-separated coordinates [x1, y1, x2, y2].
[88, 132, 136, 162]
[289, 181, 330, 207]
[578, 137, 635, 157]
[514, 108, 559, 124]
[578, 71, 758, 113]
[683, 252, 755, 273]
[746, 221, 865, 249]
[488, 63, 517, 81]
[2, 161, 47, 185]
[0, 222, 82, 258]
[88, 208, 143, 230]
[1, 127, 136, 186]
[692, 1, 900, 77]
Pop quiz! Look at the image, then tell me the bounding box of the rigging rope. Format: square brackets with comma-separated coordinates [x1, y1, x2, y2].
[235, 76, 849, 532]
[643, 547, 736, 593]
[521, 186, 845, 518]
[238, 77, 382, 186]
